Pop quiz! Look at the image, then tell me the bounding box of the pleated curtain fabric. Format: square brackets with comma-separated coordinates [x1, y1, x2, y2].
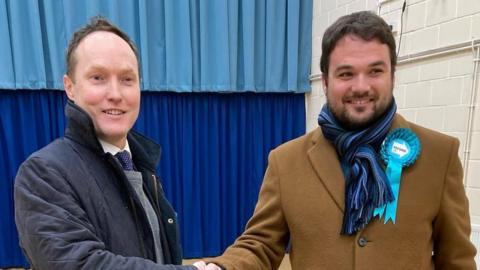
[0, 91, 66, 268]
[0, 0, 312, 93]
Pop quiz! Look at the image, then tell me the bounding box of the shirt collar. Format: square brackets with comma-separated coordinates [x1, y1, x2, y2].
[99, 139, 132, 157]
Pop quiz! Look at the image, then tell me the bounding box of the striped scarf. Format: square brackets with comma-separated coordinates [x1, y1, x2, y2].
[317, 101, 396, 235]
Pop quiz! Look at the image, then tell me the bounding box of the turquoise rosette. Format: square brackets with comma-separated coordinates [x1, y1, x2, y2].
[374, 128, 421, 224]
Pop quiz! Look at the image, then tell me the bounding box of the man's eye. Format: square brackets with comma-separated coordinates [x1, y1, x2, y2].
[370, 69, 384, 75]
[122, 77, 135, 84]
[338, 72, 353, 78]
[92, 75, 104, 81]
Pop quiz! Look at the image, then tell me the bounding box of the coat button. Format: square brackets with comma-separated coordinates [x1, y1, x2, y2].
[358, 237, 368, 247]
[167, 218, 174, 224]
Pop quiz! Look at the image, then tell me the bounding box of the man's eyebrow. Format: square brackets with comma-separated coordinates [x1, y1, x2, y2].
[334, 64, 353, 71]
[333, 61, 388, 71]
[86, 64, 137, 73]
[85, 64, 107, 72]
[369, 60, 388, 67]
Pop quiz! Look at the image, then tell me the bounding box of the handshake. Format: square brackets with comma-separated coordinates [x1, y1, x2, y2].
[193, 261, 222, 270]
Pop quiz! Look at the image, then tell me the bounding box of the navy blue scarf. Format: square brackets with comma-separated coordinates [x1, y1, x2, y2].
[317, 101, 396, 235]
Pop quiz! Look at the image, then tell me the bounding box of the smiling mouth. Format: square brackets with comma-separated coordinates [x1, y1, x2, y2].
[346, 96, 375, 105]
[103, 109, 125, 115]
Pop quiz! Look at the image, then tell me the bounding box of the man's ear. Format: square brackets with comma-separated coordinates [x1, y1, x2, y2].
[64, 74, 75, 101]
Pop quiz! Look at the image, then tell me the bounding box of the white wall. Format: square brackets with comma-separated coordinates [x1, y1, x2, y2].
[309, 0, 480, 224]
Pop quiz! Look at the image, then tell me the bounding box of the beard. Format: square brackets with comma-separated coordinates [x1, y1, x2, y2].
[327, 92, 394, 131]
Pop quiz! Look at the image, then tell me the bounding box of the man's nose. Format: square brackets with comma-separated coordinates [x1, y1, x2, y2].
[351, 74, 371, 92]
[107, 79, 122, 101]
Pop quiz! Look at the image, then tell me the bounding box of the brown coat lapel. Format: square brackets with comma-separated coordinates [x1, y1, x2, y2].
[307, 130, 345, 212]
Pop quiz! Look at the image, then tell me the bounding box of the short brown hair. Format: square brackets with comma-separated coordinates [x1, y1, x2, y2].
[65, 16, 140, 80]
[320, 11, 397, 76]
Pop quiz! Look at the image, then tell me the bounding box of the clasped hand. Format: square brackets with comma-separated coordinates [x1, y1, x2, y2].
[193, 260, 222, 270]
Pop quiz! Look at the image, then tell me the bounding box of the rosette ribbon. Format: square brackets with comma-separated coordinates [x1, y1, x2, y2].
[373, 128, 420, 224]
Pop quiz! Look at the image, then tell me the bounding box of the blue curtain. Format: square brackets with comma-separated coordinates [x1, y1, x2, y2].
[0, 90, 305, 266]
[0, 0, 312, 92]
[0, 91, 67, 268]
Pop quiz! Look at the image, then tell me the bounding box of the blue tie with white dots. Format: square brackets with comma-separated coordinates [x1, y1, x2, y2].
[115, 150, 134, 171]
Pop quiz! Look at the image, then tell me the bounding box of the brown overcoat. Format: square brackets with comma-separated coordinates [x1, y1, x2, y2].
[211, 114, 476, 270]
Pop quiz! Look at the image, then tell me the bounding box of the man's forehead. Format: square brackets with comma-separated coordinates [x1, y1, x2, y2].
[75, 32, 138, 65]
[329, 35, 390, 66]
[333, 34, 386, 50]
[67, 32, 140, 81]
[78, 31, 133, 52]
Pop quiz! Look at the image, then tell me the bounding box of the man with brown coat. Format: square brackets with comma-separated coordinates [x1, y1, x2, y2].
[199, 11, 477, 270]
